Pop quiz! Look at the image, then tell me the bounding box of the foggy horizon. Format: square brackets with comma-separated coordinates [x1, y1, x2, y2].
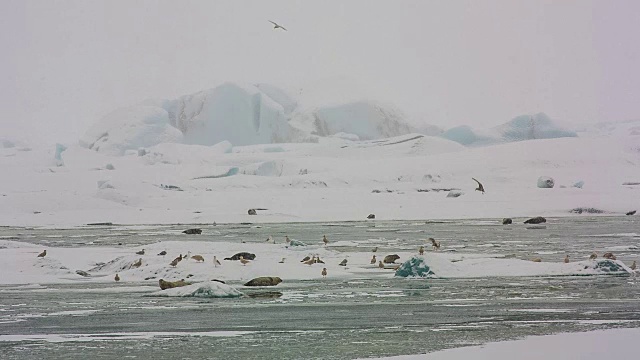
[2, 0, 639, 143]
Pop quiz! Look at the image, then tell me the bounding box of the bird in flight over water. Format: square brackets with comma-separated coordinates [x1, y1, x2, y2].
[472, 178, 485, 194]
[268, 20, 287, 31]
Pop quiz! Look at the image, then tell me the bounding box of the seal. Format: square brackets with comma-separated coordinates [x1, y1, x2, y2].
[524, 216, 546, 224]
[244, 277, 282, 286]
[224, 252, 256, 261]
[159, 278, 192, 290]
[182, 228, 202, 234]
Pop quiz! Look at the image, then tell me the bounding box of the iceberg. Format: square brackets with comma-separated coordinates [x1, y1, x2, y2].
[304, 101, 414, 140]
[80, 106, 183, 155]
[395, 256, 434, 277]
[494, 113, 577, 142]
[166, 82, 292, 146]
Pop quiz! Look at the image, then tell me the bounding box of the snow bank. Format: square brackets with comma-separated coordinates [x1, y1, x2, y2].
[149, 281, 243, 298]
[405, 254, 634, 278]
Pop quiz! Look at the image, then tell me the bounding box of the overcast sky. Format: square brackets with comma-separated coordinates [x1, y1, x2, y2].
[1, 0, 639, 143]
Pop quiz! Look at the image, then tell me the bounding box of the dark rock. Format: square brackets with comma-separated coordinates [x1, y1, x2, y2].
[244, 277, 283, 287]
[502, 218, 513, 225]
[383, 254, 401, 264]
[75, 270, 90, 277]
[248, 209, 257, 215]
[524, 216, 546, 224]
[182, 228, 202, 234]
[367, 214, 376, 219]
[224, 252, 256, 261]
[626, 210, 636, 216]
[159, 279, 192, 290]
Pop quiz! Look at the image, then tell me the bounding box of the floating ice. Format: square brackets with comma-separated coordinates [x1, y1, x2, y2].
[149, 281, 243, 298]
[395, 256, 434, 277]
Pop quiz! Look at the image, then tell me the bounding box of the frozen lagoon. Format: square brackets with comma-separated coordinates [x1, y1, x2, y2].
[1, 216, 639, 359]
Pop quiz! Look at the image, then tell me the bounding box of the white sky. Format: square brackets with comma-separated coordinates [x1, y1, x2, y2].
[1, 0, 639, 143]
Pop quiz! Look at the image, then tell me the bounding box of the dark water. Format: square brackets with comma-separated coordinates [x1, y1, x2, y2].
[1, 216, 639, 359]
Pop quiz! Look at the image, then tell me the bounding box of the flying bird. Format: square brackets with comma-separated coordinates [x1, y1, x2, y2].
[472, 178, 485, 194]
[268, 20, 287, 31]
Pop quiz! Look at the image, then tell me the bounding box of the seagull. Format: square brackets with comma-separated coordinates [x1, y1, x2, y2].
[472, 178, 485, 194]
[564, 255, 569, 263]
[372, 247, 378, 253]
[239, 256, 251, 266]
[631, 261, 637, 270]
[157, 250, 167, 256]
[321, 268, 327, 278]
[268, 20, 287, 31]
[136, 249, 145, 255]
[37, 250, 47, 258]
[279, 257, 286, 264]
[589, 252, 597, 260]
[114, 273, 120, 282]
[339, 259, 347, 266]
[370, 255, 377, 264]
[323, 235, 329, 246]
[419, 246, 424, 255]
[214, 256, 222, 267]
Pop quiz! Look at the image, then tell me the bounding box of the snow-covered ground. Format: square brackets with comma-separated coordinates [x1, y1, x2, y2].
[369, 327, 640, 360]
[1, 237, 635, 286]
[1, 129, 638, 227]
[2, 82, 639, 227]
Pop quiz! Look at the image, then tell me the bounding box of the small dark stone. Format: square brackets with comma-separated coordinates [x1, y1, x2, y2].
[367, 214, 376, 219]
[524, 216, 546, 224]
[248, 209, 257, 215]
[182, 228, 202, 235]
[502, 218, 513, 225]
